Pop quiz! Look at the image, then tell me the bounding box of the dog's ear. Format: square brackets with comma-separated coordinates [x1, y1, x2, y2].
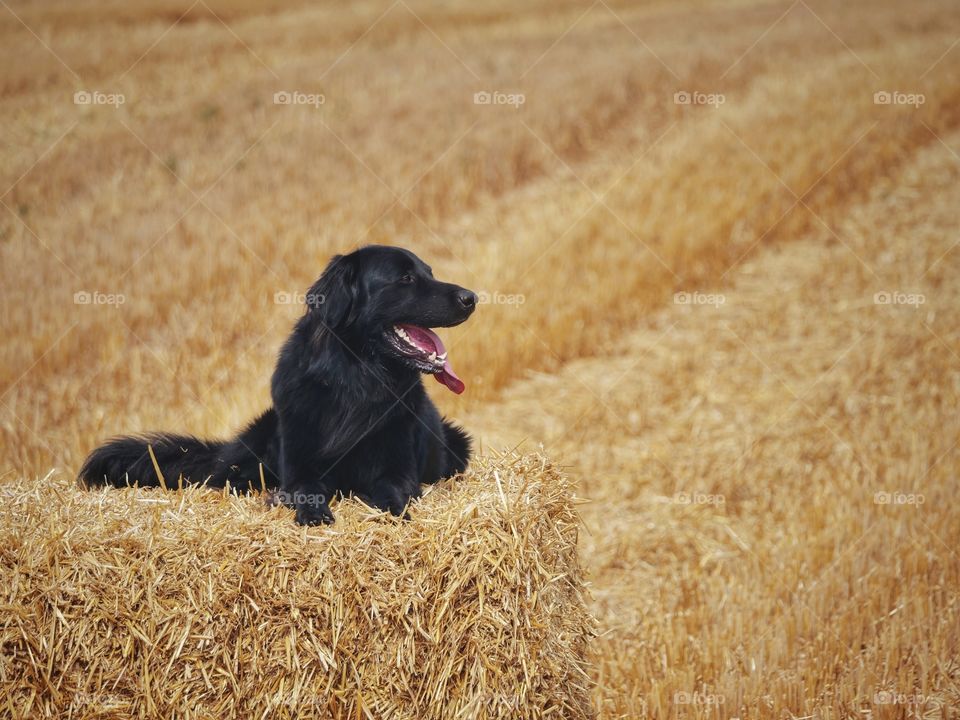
[306, 253, 360, 330]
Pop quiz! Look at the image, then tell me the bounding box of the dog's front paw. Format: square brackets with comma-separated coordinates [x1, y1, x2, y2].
[295, 501, 335, 526]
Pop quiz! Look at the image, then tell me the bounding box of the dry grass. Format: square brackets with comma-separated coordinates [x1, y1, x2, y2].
[2, 0, 960, 717]
[467, 134, 960, 717]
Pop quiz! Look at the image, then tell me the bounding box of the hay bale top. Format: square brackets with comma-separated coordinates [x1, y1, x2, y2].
[0, 452, 594, 719]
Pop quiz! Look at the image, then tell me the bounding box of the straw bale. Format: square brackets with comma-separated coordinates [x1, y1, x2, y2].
[0, 454, 594, 719]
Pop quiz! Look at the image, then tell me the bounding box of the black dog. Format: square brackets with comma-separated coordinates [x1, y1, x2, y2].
[79, 246, 477, 525]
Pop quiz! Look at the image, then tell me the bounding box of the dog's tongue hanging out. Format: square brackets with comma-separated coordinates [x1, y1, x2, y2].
[434, 358, 464, 394]
[396, 324, 465, 394]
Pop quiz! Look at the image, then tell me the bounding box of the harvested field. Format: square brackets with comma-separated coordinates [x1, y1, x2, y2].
[2, 0, 959, 718]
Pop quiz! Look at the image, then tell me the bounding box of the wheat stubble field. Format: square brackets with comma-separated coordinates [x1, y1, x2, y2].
[2, 0, 960, 717]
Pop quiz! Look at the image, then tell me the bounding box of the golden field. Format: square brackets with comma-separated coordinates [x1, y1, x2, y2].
[2, 0, 960, 717]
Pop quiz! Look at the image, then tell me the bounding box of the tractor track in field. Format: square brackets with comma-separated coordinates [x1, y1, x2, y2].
[465, 131, 960, 717]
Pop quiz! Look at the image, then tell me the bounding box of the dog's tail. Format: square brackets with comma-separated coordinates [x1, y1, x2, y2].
[78, 433, 225, 489]
[441, 419, 472, 477]
[78, 410, 280, 490]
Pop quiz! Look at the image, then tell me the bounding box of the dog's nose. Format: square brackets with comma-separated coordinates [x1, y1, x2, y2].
[456, 290, 477, 310]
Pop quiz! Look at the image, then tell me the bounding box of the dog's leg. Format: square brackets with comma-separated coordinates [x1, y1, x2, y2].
[277, 432, 335, 525]
[291, 485, 335, 525]
[366, 480, 420, 520]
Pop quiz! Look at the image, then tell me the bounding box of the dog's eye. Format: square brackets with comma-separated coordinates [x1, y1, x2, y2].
[399, 273, 415, 285]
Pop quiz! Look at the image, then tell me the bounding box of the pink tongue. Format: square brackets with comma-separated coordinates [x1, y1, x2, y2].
[398, 325, 465, 395]
[435, 360, 465, 395]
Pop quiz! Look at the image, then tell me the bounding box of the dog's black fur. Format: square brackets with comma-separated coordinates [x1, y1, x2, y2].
[79, 246, 477, 525]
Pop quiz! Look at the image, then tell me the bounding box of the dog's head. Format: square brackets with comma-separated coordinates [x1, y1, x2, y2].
[305, 245, 477, 393]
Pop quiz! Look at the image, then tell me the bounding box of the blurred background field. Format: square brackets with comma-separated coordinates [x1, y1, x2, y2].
[2, 0, 959, 717]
